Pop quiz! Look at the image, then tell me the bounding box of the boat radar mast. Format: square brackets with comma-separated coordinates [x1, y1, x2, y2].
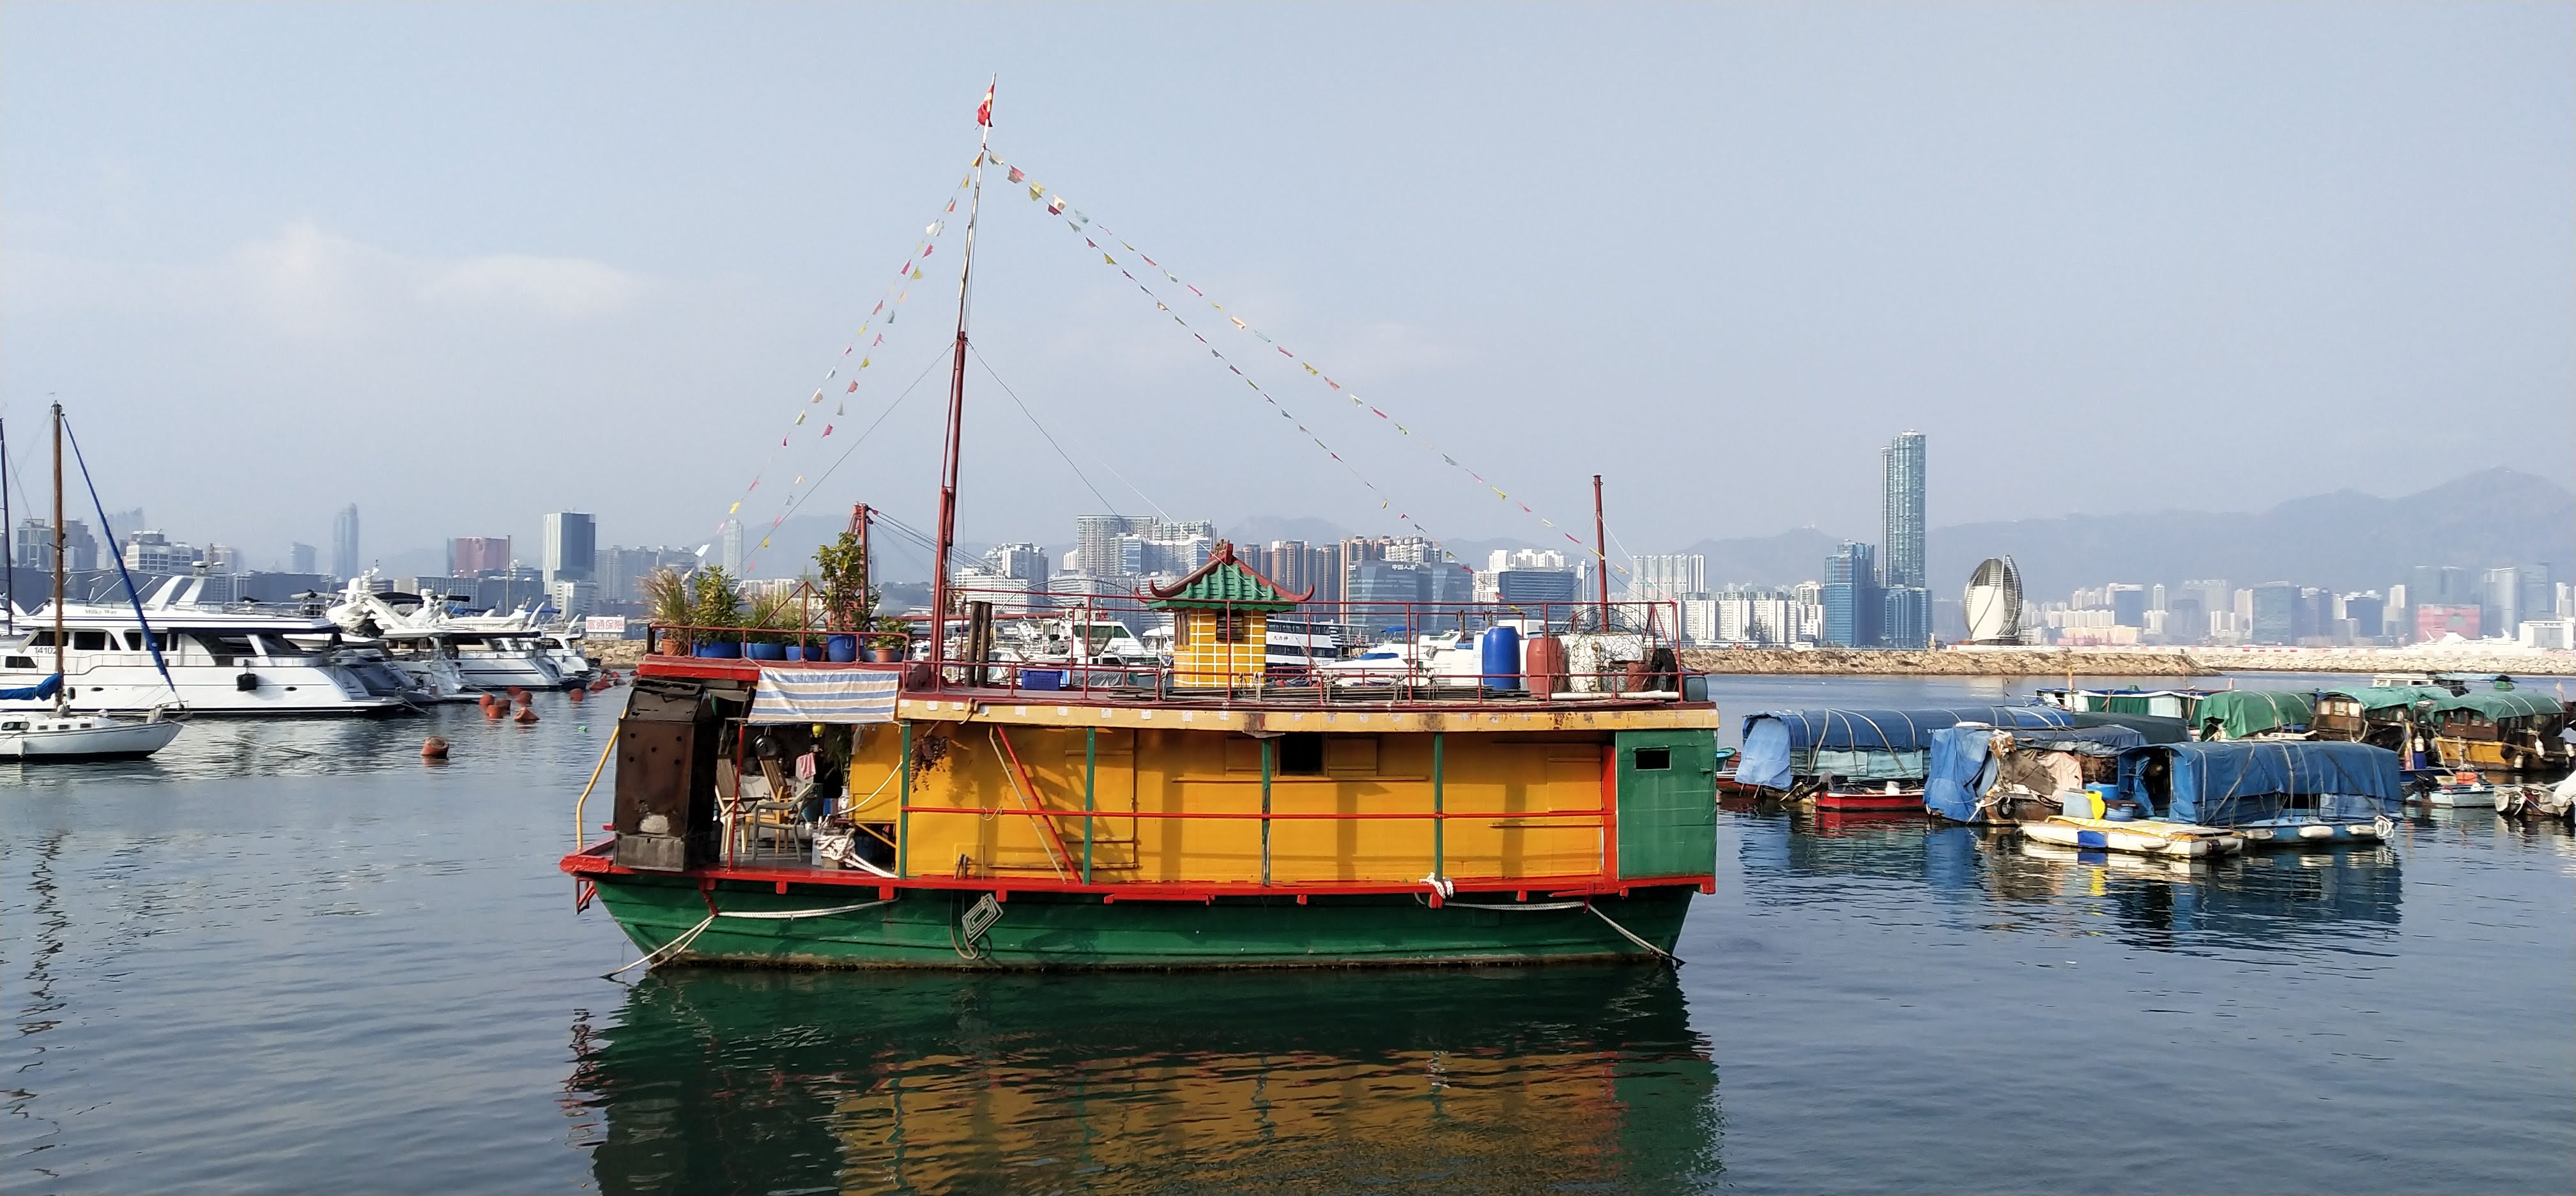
[926, 77, 994, 688]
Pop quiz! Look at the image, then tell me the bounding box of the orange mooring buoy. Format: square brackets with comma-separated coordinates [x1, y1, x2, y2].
[514, 705, 539, 724]
[421, 735, 450, 760]
[567, 686, 586, 703]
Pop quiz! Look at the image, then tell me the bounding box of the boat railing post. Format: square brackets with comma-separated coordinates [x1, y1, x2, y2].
[1083, 724, 1097, 885]
[1261, 733, 1273, 885]
[1432, 731, 1445, 880]
[898, 720, 912, 878]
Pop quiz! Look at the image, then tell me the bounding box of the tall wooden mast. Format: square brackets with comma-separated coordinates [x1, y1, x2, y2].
[928, 79, 993, 687]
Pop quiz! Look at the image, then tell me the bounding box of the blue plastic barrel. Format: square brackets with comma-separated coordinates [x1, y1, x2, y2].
[825, 634, 859, 663]
[745, 643, 787, 661]
[1480, 625, 1522, 691]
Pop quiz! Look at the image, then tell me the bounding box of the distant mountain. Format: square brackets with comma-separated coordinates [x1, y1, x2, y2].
[1924, 467, 2574, 601]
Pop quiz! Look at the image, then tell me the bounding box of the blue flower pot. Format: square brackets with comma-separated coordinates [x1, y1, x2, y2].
[825, 635, 860, 663]
[745, 643, 788, 661]
[694, 643, 742, 659]
[783, 645, 805, 662]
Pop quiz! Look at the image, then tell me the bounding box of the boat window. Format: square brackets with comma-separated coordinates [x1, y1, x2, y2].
[124, 631, 159, 651]
[0, 721, 23, 731]
[26, 631, 52, 648]
[1634, 747, 1672, 770]
[190, 633, 260, 663]
[1279, 732, 1324, 775]
[4, 657, 32, 669]
[72, 631, 109, 651]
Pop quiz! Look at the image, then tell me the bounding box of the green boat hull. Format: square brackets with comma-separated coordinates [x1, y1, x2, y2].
[592, 875, 1697, 969]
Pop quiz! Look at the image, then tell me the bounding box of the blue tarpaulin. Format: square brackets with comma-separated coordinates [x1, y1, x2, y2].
[2117, 740, 2404, 825]
[1922, 724, 2150, 820]
[1735, 706, 2074, 791]
[0, 673, 62, 702]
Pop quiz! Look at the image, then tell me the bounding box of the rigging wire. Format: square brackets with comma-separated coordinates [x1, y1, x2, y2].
[967, 344, 1126, 519]
[737, 344, 950, 575]
[987, 148, 1634, 572]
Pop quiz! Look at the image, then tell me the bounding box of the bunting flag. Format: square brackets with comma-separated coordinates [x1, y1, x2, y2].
[986, 147, 1616, 571]
[716, 157, 979, 569]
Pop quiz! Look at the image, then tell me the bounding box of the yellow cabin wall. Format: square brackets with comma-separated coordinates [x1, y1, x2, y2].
[841, 723, 1613, 884]
[1170, 609, 1267, 689]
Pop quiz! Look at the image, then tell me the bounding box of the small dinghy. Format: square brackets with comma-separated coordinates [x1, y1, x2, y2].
[2413, 770, 2498, 808]
[2021, 812, 2244, 857]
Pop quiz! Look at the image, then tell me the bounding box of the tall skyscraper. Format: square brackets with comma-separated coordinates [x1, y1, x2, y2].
[540, 512, 597, 585]
[330, 503, 360, 578]
[1073, 515, 1156, 574]
[289, 542, 318, 574]
[1629, 554, 1708, 600]
[1823, 541, 1882, 647]
[718, 520, 744, 575]
[1879, 431, 1926, 589]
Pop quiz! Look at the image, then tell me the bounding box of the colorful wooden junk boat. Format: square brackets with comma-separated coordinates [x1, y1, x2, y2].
[2421, 687, 2572, 773]
[2112, 740, 2402, 847]
[559, 105, 1721, 970]
[1733, 706, 2074, 811]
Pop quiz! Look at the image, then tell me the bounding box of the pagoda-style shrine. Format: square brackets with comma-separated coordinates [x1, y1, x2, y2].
[1144, 540, 1310, 689]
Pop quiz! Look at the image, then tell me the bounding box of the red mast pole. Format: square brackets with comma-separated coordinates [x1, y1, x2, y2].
[1592, 473, 1609, 629]
[928, 79, 993, 687]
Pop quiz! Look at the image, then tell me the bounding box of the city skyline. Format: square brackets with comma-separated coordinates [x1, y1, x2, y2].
[5, 5, 2568, 562]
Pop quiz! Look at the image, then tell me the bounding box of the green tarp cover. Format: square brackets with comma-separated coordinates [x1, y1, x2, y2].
[2102, 695, 2156, 715]
[2321, 685, 2451, 713]
[2430, 691, 2567, 722]
[2196, 690, 2313, 739]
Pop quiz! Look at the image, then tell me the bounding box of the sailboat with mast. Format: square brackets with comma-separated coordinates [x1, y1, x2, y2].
[562, 88, 1718, 969]
[0, 404, 184, 761]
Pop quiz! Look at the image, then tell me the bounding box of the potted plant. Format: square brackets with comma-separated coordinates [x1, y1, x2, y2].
[641, 567, 694, 654]
[865, 614, 910, 662]
[688, 567, 744, 657]
[813, 530, 875, 662]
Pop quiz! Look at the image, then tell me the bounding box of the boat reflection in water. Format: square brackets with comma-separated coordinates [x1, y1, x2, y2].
[567, 966, 1719, 1195]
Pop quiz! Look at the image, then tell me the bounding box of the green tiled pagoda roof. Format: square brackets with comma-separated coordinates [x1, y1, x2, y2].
[1145, 542, 1308, 611]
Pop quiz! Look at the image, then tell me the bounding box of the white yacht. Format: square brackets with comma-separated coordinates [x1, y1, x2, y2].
[323, 574, 570, 693]
[0, 601, 413, 717]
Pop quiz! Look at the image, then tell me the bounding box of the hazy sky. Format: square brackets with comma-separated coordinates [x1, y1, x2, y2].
[4, 3, 2569, 571]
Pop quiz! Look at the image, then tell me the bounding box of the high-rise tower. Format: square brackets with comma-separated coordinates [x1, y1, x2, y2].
[330, 503, 360, 579]
[1879, 431, 1925, 589]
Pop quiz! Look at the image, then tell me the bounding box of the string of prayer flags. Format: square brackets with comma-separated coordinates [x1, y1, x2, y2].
[717, 160, 976, 565]
[992, 147, 1607, 565]
[986, 148, 1445, 548]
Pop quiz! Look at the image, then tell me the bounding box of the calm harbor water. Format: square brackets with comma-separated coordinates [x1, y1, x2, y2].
[4, 676, 2572, 1193]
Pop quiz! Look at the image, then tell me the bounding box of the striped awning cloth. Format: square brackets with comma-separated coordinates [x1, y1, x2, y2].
[746, 668, 901, 724]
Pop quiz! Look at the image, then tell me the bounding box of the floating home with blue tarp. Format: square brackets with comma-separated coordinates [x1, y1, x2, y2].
[2115, 740, 2402, 846]
[1733, 706, 2073, 809]
[1923, 723, 2150, 824]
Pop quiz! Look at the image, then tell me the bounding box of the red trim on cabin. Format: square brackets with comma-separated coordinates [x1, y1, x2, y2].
[558, 842, 1706, 900]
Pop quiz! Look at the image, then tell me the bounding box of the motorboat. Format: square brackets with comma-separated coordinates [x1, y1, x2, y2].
[323, 574, 569, 692]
